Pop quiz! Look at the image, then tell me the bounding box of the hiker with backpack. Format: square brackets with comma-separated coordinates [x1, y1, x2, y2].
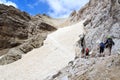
[85, 48, 89, 58]
[79, 34, 86, 58]
[105, 36, 115, 55]
[99, 42, 105, 57]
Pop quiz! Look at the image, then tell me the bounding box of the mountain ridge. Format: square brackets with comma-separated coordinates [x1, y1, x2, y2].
[0, 0, 120, 80]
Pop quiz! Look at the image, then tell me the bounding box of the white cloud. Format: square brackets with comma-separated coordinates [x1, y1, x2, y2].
[0, 0, 18, 8]
[27, 1, 39, 9]
[40, 0, 89, 18]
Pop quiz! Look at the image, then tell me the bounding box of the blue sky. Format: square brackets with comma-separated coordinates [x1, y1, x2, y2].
[0, 0, 89, 18]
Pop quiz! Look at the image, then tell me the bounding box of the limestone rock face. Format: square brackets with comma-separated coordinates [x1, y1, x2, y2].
[47, 55, 120, 80]
[70, 10, 77, 17]
[0, 4, 56, 65]
[69, 0, 120, 55]
[45, 0, 120, 80]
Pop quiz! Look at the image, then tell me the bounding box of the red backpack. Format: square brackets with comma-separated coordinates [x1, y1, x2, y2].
[86, 48, 89, 53]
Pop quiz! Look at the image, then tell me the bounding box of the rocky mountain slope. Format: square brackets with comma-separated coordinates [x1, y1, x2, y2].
[46, 55, 120, 80]
[0, 4, 57, 65]
[0, 20, 85, 80]
[0, 0, 120, 80]
[45, 0, 120, 80]
[0, 4, 31, 49]
[70, 0, 120, 55]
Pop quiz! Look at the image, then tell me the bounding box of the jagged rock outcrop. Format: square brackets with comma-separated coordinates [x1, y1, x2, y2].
[70, 10, 77, 17]
[70, 0, 120, 56]
[0, 4, 57, 65]
[28, 15, 56, 36]
[0, 4, 31, 49]
[46, 55, 120, 80]
[45, 0, 120, 79]
[0, 34, 47, 65]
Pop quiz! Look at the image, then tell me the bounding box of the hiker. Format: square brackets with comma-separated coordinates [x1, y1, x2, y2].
[81, 47, 85, 58]
[85, 48, 89, 58]
[80, 34, 86, 57]
[105, 36, 115, 55]
[99, 42, 105, 57]
[80, 34, 85, 47]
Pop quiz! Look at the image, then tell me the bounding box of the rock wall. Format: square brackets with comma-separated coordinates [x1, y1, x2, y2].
[46, 55, 120, 80]
[0, 4, 57, 65]
[0, 4, 31, 49]
[45, 0, 120, 79]
[70, 0, 120, 56]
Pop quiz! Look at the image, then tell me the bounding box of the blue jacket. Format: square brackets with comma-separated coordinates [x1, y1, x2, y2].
[100, 42, 105, 48]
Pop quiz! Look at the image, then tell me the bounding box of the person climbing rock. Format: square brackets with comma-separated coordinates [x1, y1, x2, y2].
[105, 36, 115, 55]
[80, 34, 85, 47]
[85, 48, 89, 58]
[80, 34, 86, 58]
[81, 47, 85, 58]
[99, 42, 105, 57]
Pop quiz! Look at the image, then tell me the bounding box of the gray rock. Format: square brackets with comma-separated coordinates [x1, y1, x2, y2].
[46, 0, 120, 80]
[0, 4, 57, 65]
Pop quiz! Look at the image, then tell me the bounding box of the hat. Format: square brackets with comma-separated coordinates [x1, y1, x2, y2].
[107, 36, 111, 38]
